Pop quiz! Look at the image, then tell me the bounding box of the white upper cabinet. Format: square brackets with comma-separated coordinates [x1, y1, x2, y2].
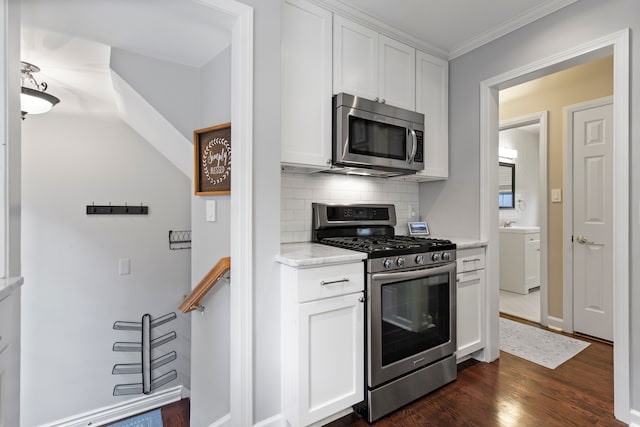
[281, 0, 333, 171]
[378, 35, 416, 110]
[414, 51, 449, 180]
[333, 16, 379, 102]
[334, 17, 415, 110]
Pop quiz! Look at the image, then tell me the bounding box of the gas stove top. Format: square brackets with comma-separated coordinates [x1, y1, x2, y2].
[319, 235, 455, 257]
[312, 203, 456, 263]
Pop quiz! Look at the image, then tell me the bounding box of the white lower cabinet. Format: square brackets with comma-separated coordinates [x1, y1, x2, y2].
[500, 230, 540, 294]
[281, 262, 365, 427]
[456, 247, 486, 360]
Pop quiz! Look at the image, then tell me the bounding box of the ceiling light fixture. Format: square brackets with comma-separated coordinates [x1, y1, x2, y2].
[20, 61, 60, 119]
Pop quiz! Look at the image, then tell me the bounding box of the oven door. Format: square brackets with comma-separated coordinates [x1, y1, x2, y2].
[368, 262, 456, 388]
[335, 105, 424, 173]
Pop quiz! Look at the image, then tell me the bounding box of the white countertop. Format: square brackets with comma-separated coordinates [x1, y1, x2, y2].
[498, 226, 540, 234]
[276, 242, 367, 268]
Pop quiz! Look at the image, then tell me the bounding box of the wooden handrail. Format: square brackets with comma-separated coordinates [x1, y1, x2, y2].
[179, 257, 230, 313]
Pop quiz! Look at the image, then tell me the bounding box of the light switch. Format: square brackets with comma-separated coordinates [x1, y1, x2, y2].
[119, 258, 131, 276]
[551, 188, 562, 203]
[206, 200, 216, 222]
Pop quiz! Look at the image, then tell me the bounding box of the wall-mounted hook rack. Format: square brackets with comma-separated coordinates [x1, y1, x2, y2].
[86, 202, 148, 215]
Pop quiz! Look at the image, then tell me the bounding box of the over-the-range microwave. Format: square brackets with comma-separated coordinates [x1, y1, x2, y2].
[331, 92, 425, 177]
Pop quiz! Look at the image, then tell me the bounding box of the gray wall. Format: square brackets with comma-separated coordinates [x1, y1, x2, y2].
[190, 46, 232, 426]
[20, 112, 191, 426]
[110, 48, 201, 140]
[419, 0, 640, 412]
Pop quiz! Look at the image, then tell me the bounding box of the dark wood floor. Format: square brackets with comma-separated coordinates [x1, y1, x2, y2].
[327, 318, 625, 427]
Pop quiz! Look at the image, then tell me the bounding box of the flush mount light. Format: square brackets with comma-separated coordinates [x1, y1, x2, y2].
[20, 61, 60, 119]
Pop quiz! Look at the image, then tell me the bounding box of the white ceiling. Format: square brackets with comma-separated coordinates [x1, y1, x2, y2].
[19, 0, 580, 115]
[20, 0, 233, 68]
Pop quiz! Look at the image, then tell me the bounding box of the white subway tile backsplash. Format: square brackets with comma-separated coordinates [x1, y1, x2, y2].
[281, 172, 420, 243]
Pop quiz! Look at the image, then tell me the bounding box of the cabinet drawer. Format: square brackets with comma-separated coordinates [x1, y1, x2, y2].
[296, 262, 364, 303]
[526, 232, 540, 242]
[456, 247, 485, 273]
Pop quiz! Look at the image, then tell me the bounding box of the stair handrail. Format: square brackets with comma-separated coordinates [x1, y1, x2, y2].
[179, 256, 230, 313]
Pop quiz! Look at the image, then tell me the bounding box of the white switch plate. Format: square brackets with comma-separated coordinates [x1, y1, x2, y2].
[206, 200, 216, 222]
[551, 188, 562, 203]
[119, 258, 131, 276]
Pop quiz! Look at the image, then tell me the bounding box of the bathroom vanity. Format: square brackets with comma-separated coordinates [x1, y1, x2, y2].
[499, 227, 540, 294]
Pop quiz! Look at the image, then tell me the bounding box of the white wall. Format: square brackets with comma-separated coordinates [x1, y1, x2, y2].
[109, 48, 201, 141]
[419, 0, 640, 415]
[20, 112, 191, 426]
[190, 46, 232, 426]
[281, 173, 420, 243]
[498, 128, 539, 227]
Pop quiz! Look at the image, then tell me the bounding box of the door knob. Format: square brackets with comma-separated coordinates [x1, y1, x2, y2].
[576, 235, 594, 245]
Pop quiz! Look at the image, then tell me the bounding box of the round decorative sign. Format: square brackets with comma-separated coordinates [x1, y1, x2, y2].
[202, 136, 231, 186]
[195, 123, 231, 194]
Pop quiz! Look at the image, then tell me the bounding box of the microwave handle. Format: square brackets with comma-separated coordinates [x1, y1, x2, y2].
[407, 128, 418, 164]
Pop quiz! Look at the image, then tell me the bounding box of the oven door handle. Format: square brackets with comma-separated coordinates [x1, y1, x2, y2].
[371, 263, 454, 283]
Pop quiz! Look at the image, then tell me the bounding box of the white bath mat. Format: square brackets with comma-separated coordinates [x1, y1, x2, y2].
[499, 317, 590, 369]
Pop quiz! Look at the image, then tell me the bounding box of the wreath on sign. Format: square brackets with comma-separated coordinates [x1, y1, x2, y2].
[202, 137, 231, 185]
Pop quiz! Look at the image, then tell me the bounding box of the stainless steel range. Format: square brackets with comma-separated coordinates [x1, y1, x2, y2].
[312, 203, 457, 422]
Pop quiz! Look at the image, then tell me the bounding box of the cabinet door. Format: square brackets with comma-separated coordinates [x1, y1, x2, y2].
[414, 51, 448, 180]
[456, 269, 484, 359]
[524, 236, 540, 289]
[333, 15, 379, 101]
[378, 35, 415, 110]
[298, 293, 364, 426]
[281, 0, 333, 170]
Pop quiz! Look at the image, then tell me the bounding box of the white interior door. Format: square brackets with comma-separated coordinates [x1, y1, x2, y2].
[571, 99, 613, 341]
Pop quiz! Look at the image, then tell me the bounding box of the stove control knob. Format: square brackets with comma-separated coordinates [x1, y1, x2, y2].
[415, 255, 425, 265]
[442, 252, 451, 261]
[396, 257, 405, 268]
[431, 253, 441, 262]
[383, 259, 393, 269]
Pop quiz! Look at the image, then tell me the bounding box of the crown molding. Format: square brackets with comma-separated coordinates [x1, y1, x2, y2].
[311, 0, 449, 59]
[448, 0, 580, 60]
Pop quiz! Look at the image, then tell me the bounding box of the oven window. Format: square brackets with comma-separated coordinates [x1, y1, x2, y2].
[380, 273, 450, 366]
[349, 116, 406, 160]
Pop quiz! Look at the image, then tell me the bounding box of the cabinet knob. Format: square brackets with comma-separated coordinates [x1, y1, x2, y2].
[381, 99, 386, 104]
[374, 97, 379, 102]
[326, 158, 332, 165]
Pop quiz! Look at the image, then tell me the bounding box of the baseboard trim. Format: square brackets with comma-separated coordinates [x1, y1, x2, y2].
[628, 408, 640, 426]
[546, 315, 564, 331]
[254, 413, 282, 427]
[209, 412, 231, 427]
[40, 386, 190, 427]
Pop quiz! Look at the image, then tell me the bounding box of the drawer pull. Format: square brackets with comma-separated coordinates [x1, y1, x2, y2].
[462, 258, 481, 263]
[320, 278, 349, 286]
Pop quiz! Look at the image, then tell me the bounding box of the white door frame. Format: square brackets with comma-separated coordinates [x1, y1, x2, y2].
[480, 29, 629, 422]
[197, 0, 254, 425]
[563, 96, 613, 336]
[499, 112, 548, 327]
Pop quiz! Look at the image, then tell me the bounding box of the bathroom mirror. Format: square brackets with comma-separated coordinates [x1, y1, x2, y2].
[499, 162, 515, 209]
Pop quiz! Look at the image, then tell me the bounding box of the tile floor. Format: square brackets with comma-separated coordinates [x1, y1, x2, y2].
[499, 287, 540, 323]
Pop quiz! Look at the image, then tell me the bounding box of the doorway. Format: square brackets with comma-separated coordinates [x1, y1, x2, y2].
[480, 30, 629, 421]
[497, 113, 547, 325]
